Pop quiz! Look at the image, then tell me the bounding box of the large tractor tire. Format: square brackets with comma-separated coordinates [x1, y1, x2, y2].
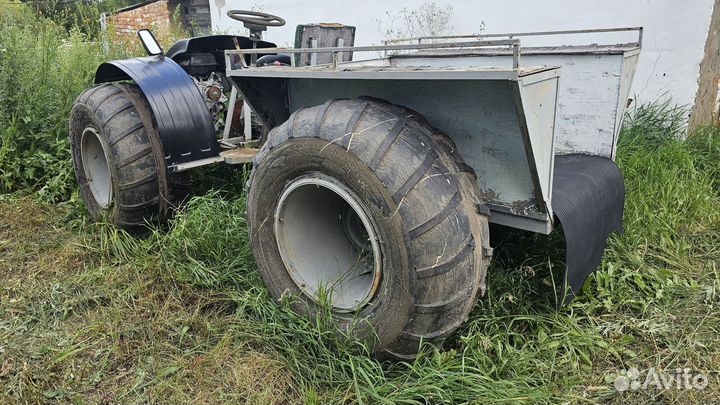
[69, 83, 188, 229]
[247, 98, 491, 359]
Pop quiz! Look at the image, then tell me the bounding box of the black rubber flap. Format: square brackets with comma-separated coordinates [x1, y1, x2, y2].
[551, 154, 624, 304]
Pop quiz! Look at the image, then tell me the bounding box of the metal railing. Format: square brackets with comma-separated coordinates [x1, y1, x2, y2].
[226, 38, 522, 70]
[384, 27, 643, 48]
[225, 27, 642, 71]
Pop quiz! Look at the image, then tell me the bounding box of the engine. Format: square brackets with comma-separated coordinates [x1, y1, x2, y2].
[191, 72, 228, 131]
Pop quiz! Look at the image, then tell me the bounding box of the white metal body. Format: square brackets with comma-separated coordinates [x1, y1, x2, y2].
[387, 46, 640, 159]
[224, 29, 641, 234]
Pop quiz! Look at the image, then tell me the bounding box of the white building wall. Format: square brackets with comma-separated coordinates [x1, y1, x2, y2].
[211, 0, 714, 108]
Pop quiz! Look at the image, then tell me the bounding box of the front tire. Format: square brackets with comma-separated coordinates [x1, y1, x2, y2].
[248, 98, 491, 359]
[70, 83, 186, 229]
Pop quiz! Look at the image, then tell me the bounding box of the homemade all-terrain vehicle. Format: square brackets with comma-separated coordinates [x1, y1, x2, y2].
[69, 11, 641, 359]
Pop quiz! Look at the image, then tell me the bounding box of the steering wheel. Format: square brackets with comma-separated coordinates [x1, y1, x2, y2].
[226, 10, 285, 31]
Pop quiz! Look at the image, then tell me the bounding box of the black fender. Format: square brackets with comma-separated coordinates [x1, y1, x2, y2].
[95, 56, 219, 169]
[551, 154, 625, 304]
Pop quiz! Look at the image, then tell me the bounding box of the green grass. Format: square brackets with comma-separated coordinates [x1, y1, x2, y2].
[0, 2, 190, 201]
[1, 102, 719, 404]
[1, 4, 719, 404]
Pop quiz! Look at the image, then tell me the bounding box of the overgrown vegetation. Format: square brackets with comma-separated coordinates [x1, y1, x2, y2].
[22, 0, 141, 35]
[1, 3, 720, 404]
[0, 2, 187, 201]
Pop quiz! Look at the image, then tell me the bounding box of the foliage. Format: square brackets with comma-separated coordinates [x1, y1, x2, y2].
[22, 0, 141, 35]
[0, 8, 104, 201]
[0, 2, 187, 202]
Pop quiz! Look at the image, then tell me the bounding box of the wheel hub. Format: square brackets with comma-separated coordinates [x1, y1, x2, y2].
[274, 174, 382, 312]
[80, 127, 112, 208]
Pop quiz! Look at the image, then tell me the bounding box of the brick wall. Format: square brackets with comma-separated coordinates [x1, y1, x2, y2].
[109, 0, 173, 38]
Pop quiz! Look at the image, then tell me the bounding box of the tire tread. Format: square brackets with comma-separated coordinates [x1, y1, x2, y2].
[251, 97, 491, 360]
[70, 82, 189, 230]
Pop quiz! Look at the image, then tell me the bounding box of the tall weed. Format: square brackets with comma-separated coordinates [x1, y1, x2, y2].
[0, 3, 188, 201]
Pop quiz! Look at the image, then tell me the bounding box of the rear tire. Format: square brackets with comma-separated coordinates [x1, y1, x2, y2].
[70, 83, 188, 229]
[248, 98, 491, 359]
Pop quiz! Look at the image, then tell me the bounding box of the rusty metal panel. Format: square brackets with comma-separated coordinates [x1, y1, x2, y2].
[293, 24, 355, 66]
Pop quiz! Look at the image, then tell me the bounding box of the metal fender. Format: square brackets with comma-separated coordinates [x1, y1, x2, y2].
[95, 56, 219, 169]
[551, 154, 625, 305]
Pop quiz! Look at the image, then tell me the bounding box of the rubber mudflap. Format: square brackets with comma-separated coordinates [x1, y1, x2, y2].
[551, 154, 625, 304]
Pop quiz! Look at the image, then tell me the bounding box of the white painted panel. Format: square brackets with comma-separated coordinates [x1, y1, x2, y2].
[612, 51, 640, 159]
[548, 54, 621, 157]
[518, 74, 559, 213]
[393, 53, 624, 157]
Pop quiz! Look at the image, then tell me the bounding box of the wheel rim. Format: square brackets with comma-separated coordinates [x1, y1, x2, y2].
[80, 127, 112, 208]
[274, 174, 382, 312]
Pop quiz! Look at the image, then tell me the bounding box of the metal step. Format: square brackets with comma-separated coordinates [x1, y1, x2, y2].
[220, 148, 259, 164]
